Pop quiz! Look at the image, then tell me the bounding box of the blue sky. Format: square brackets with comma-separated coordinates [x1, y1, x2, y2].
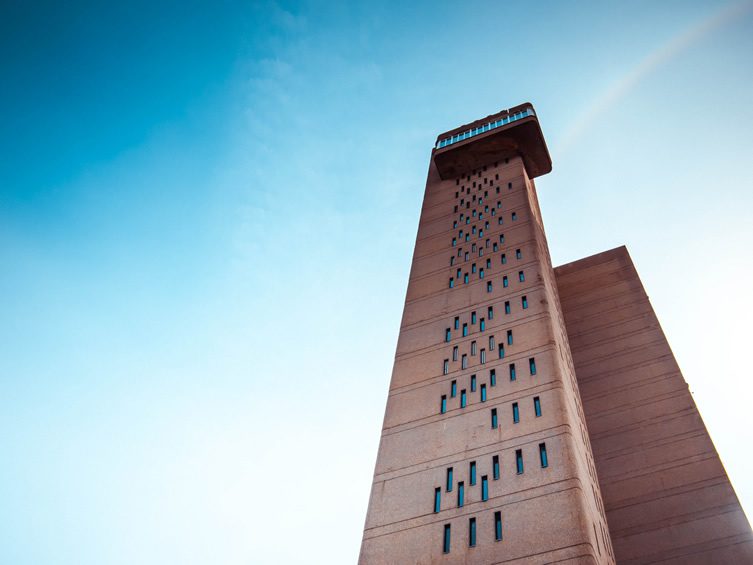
[1, 1, 752, 563]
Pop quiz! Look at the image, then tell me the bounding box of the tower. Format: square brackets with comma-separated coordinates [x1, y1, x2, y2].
[359, 104, 615, 563]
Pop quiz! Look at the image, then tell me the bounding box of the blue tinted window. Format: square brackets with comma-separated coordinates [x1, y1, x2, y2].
[464, 273, 469, 284]
[501, 254, 507, 265]
[454, 317, 460, 330]
[509, 363, 516, 381]
[451, 380, 457, 398]
[507, 330, 513, 345]
[534, 396, 542, 417]
[516, 449, 524, 474]
[491, 408, 498, 429]
[445, 328, 451, 342]
[434, 487, 441, 513]
[504, 301, 511, 314]
[470, 375, 476, 392]
[493, 455, 500, 480]
[469, 517, 476, 547]
[488, 306, 494, 319]
[460, 389, 467, 408]
[486, 281, 492, 293]
[495, 511, 502, 541]
[462, 323, 468, 337]
[498, 345, 505, 359]
[480, 319, 485, 331]
[529, 358, 537, 375]
[443, 524, 451, 553]
[449, 278, 454, 288]
[441, 395, 447, 414]
[490, 369, 496, 387]
[512, 402, 519, 423]
[503, 276, 508, 288]
[471, 311, 477, 324]
[518, 271, 525, 282]
[457, 482, 464, 507]
[447, 467, 453, 491]
[522, 295, 528, 309]
[482, 475, 488, 501]
[540, 443, 548, 468]
[470, 461, 476, 485]
[480, 384, 487, 402]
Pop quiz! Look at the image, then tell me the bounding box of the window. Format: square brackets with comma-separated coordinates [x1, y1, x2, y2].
[539, 443, 548, 468]
[443, 523, 451, 553]
[512, 402, 519, 423]
[470, 461, 477, 485]
[465, 252, 469, 261]
[441, 395, 447, 414]
[490, 369, 496, 387]
[449, 277, 454, 288]
[516, 449, 524, 474]
[534, 396, 542, 417]
[451, 380, 457, 397]
[494, 511, 503, 541]
[507, 181, 512, 189]
[503, 276, 509, 288]
[512, 212, 517, 221]
[471, 263, 477, 274]
[445, 328, 451, 342]
[491, 408, 498, 429]
[470, 374, 477, 392]
[457, 482, 465, 507]
[464, 273, 469, 284]
[529, 358, 537, 375]
[501, 253, 507, 265]
[518, 271, 525, 282]
[488, 306, 494, 319]
[462, 323, 468, 337]
[516, 248, 522, 260]
[498, 217, 503, 226]
[461, 354, 468, 369]
[507, 330, 513, 345]
[452, 237, 457, 247]
[481, 475, 489, 501]
[509, 363, 516, 381]
[450, 256, 454, 266]
[468, 517, 476, 548]
[447, 467, 453, 491]
[479, 269, 485, 281]
[460, 389, 467, 408]
[480, 349, 486, 363]
[493, 455, 500, 480]
[453, 220, 457, 229]
[521, 295, 528, 309]
[480, 383, 487, 402]
[434, 487, 441, 513]
[499, 233, 505, 244]
[486, 281, 493, 293]
[452, 346, 458, 361]
[489, 336, 495, 350]
[454, 317, 460, 330]
[471, 311, 477, 324]
[493, 242, 498, 252]
[504, 301, 511, 314]
[498, 345, 505, 359]
[471, 341, 477, 356]
[443, 359, 449, 375]
[480, 318, 485, 331]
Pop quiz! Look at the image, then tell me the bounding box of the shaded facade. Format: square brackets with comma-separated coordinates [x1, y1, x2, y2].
[360, 104, 752, 564]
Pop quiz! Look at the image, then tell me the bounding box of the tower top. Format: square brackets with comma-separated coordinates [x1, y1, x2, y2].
[433, 102, 552, 180]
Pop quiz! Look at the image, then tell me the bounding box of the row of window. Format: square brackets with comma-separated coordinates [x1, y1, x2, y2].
[451, 214, 518, 244]
[441, 512, 503, 553]
[455, 179, 513, 196]
[441, 391, 542, 421]
[443, 330, 514, 373]
[449, 269, 525, 289]
[450, 247, 522, 269]
[436, 107, 533, 148]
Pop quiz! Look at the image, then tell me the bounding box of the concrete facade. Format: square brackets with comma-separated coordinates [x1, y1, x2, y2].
[360, 104, 751, 564]
[555, 247, 753, 564]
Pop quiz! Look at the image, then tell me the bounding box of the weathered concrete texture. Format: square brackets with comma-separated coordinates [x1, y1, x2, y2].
[555, 246, 753, 564]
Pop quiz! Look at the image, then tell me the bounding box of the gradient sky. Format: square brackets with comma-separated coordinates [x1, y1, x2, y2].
[2, 1, 752, 563]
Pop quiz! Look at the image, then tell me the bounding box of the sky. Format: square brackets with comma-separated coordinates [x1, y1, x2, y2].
[1, 1, 752, 563]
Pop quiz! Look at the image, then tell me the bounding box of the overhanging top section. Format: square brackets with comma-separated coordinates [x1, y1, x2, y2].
[433, 103, 552, 180]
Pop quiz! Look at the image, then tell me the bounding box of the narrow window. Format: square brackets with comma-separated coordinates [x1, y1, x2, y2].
[490, 369, 496, 387]
[489, 335, 495, 350]
[443, 359, 449, 375]
[470, 374, 477, 392]
[462, 323, 468, 337]
[491, 408, 498, 429]
[445, 328, 451, 342]
[471, 341, 477, 356]
[480, 383, 487, 402]
[529, 358, 537, 375]
[461, 354, 468, 369]
[521, 295, 528, 309]
[494, 511, 502, 541]
[452, 346, 458, 361]
[472, 263, 477, 274]
[480, 318, 485, 331]
[470, 461, 477, 485]
[534, 396, 542, 417]
[451, 380, 457, 397]
[443, 523, 451, 553]
[493, 455, 500, 480]
[539, 443, 549, 468]
[518, 270, 525, 282]
[493, 242, 498, 252]
[488, 306, 494, 319]
[501, 253, 507, 265]
[469, 517, 476, 548]
[471, 311, 477, 324]
[457, 482, 465, 507]
[516, 248, 522, 260]
[465, 252, 469, 261]
[434, 487, 441, 513]
[507, 181, 512, 189]
[486, 281, 493, 293]
[512, 402, 519, 423]
[481, 475, 489, 501]
[454, 205, 458, 213]
[453, 220, 457, 229]
[450, 256, 454, 266]
[454, 316, 460, 330]
[480, 349, 486, 363]
[460, 389, 467, 408]
[498, 217, 503, 226]
[447, 467, 453, 491]
[499, 233, 505, 244]
[509, 363, 516, 381]
[441, 395, 447, 414]
[504, 300, 511, 314]
[516, 449, 524, 474]
[449, 277, 454, 288]
[507, 330, 513, 345]
[498, 345, 505, 359]
[503, 276, 509, 288]
[463, 273, 469, 284]
[452, 237, 457, 247]
[512, 212, 517, 221]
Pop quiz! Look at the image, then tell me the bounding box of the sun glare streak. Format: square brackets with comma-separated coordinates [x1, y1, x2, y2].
[556, 0, 753, 155]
